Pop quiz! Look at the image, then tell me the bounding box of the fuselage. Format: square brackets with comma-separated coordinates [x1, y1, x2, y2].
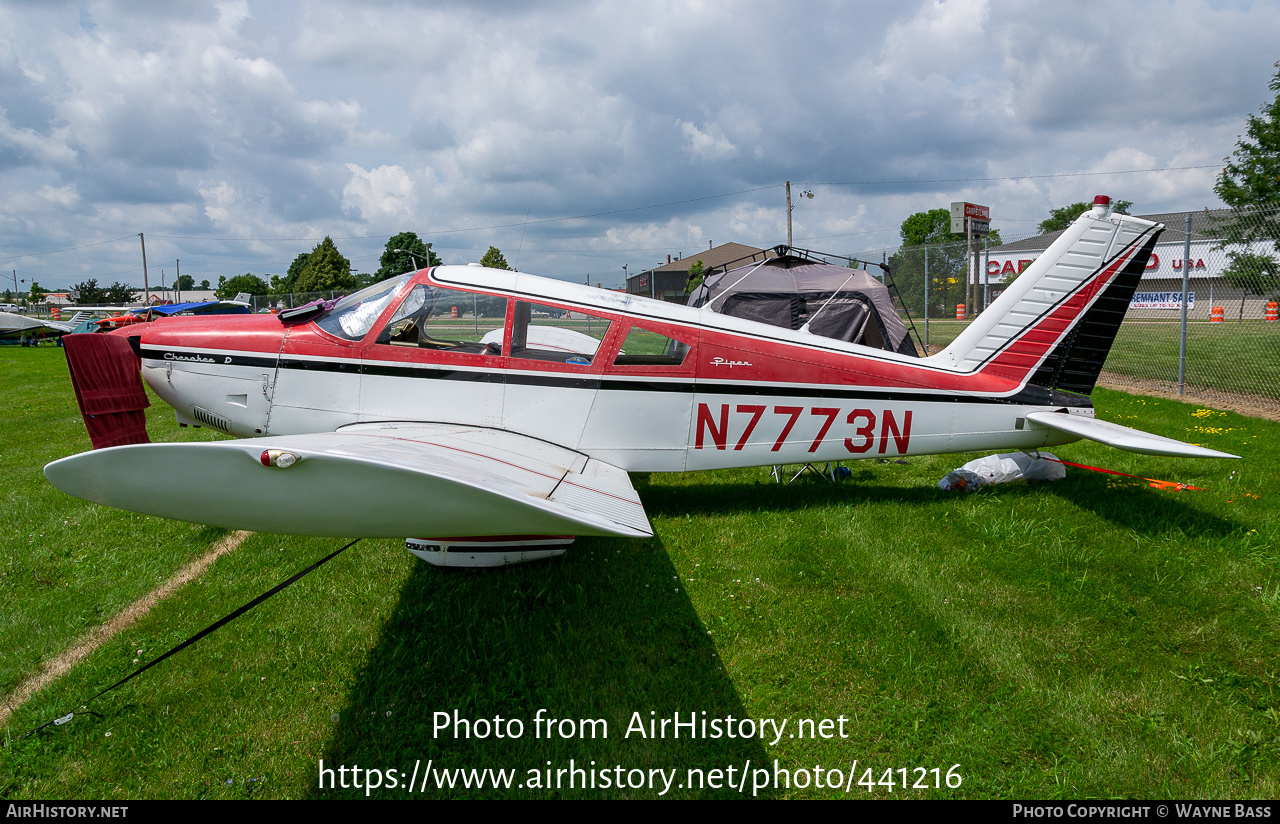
[136, 264, 1085, 473]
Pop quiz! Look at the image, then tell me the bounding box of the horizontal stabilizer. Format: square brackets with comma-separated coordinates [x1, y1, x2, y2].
[45, 422, 652, 538]
[1025, 411, 1239, 459]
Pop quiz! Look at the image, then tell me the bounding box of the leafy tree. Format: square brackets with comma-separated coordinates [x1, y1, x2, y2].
[376, 232, 441, 281]
[1218, 252, 1280, 302]
[105, 282, 139, 304]
[295, 236, 356, 293]
[2, 289, 11, 302]
[684, 259, 706, 295]
[175, 274, 195, 291]
[899, 209, 965, 247]
[888, 209, 1001, 317]
[1037, 200, 1132, 234]
[479, 246, 511, 270]
[271, 251, 313, 293]
[215, 273, 270, 300]
[200, 279, 210, 290]
[72, 279, 107, 305]
[28, 282, 44, 304]
[1213, 62, 1280, 300]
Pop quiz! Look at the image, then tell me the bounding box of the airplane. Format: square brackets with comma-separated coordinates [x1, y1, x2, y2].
[43, 196, 1238, 567]
[0, 311, 73, 343]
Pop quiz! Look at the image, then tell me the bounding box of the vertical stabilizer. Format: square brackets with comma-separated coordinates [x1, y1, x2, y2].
[934, 198, 1162, 393]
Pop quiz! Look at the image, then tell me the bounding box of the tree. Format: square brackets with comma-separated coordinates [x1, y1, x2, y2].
[200, 279, 210, 290]
[1037, 200, 1132, 234]
[175, 274, 195, 291]
[1213, 62, 1280, 300]
[28, 282, 44, 304]
[479, 246, 511, 270]
[215, 273, 270, 300]
[271, 251, 313, 293]
[376, 232, 441, 282]
[105, 282, 139, 305]
[72, 279, 107, 305]
[685, 259, 706, 295]
[294, 236, 356, 293]
[887, 209, 1001, 317]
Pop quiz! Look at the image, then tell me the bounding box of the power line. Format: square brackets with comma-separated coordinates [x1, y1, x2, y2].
[2, 166, 1223, 267]
[2, 234, 138, 264]
[141, 185, 784, 245]
[816, 164, 1222, 187]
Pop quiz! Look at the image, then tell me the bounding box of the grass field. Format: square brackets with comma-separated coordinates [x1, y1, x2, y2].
[2, 346, 1278, 799]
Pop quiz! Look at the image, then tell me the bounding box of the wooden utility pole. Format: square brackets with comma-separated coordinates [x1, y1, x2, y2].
[786, 181, 793, 247]
[139, 233, 149, 303]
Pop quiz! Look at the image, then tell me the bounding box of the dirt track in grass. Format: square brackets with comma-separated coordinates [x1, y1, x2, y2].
[0, 530, 251, 726]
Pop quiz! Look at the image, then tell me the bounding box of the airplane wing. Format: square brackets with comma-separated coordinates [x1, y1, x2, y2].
[1024, 411, 1239, 459]
[44, 422, 652, 539]
[0, 311, 72, 339]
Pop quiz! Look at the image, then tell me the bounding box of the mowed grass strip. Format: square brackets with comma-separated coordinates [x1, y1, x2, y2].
[1, 346, 1277, 798]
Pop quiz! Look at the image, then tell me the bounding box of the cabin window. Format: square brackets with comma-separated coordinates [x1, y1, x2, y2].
[613, 324, 691, 366]
[509, 301, 612, 365]
[373, 283, 506, 355]
[314, 274, 411, 341]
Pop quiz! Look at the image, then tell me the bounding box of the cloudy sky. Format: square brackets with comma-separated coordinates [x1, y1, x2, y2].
[1, 0, 1277, 292]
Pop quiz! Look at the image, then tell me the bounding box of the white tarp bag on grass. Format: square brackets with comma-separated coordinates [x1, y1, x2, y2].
[938, 452, 1066, 492]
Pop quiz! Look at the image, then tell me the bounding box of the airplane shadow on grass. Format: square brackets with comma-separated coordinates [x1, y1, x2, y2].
[634, 470, 943, 519]
[1043, 477, 1243, 540]
[635, 468, 1245, 542]
[313, 536, 771, 799]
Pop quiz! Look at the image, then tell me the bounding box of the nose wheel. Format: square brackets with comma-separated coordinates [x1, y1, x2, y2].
[405, 536, 573, 567]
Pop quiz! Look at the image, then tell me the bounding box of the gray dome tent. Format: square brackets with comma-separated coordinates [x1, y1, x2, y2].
[687, 251, 918, 356]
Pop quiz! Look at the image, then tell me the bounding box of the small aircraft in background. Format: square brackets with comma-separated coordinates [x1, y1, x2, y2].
[0, 311, 73, 344]
[45, 197, 1236, 566]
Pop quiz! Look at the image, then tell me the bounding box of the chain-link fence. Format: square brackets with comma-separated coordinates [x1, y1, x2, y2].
[244, 290, 346, 313]
[876, 206, 1280, 413]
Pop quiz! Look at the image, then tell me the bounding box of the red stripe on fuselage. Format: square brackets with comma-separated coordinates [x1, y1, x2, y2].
[136, 236, 1138, 401]
[977, 244, 1134, 383]
[141, 314, 287, 355]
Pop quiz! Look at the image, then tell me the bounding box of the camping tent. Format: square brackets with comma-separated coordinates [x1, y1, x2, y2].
[687, 254, 918, 356]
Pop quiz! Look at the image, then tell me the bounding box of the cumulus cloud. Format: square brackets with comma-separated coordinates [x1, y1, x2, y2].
[342, 163, 416, 225]
[678, 120, 737, 162]
[0, 0, 1277, 286]
[410, 118, 458, 151]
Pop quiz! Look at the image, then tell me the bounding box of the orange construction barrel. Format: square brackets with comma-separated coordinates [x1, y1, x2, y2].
[956, 304, 966, 320]
[51, 306, 61, 320]
[1267, 301, 1278, 322]
[1210, 306, 1224, 323]
[451, 306, 458, 318]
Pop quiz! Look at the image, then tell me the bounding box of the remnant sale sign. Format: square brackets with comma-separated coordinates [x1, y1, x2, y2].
[1130, 292, 1195, 310]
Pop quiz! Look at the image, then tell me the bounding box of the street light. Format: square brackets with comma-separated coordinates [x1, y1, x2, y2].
[392, 248, 426, 273]
[785, 181, 814, 248]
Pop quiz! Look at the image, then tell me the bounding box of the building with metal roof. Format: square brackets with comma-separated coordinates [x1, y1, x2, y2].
[626, 242, 766, 303]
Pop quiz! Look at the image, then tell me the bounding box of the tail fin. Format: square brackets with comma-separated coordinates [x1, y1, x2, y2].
[935, 198, 1162, 394]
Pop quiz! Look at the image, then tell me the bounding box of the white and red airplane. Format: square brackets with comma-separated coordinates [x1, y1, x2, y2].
[44, 197, 1236, 566]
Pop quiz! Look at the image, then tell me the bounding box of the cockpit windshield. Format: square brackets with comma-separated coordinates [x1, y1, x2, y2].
[313, 274, 412, 341]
